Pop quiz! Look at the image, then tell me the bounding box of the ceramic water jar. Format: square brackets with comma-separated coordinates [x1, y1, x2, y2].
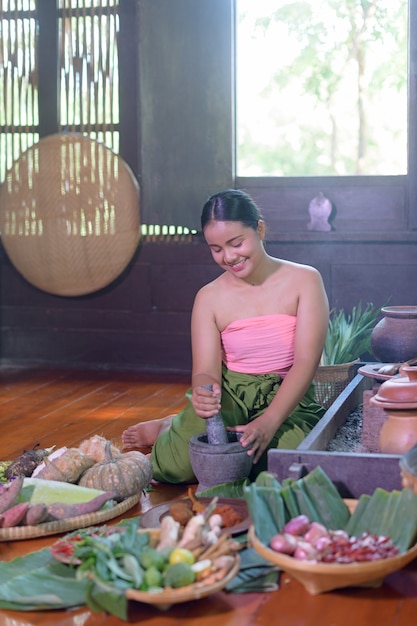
[370, 306, 417, 363]
[370, 365, 417, 454]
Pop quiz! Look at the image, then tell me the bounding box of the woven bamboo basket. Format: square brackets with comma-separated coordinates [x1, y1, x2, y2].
[314, 360, 359, 410]
[0, 133, 141, 297]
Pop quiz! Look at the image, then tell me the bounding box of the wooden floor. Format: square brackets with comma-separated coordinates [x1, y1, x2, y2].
[0, 366, 417, 626]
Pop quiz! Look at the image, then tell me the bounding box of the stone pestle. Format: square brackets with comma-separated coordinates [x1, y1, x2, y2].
[202, 384, 229, 444]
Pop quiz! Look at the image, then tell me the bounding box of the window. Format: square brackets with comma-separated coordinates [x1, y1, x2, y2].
[0, 0, 120, 182]
[236, 0, 408, 177]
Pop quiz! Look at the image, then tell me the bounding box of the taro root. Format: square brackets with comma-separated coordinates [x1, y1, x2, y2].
[78, 435, 121, 463]
[5, 445, 56, 479]
[35, 448, 95, 483]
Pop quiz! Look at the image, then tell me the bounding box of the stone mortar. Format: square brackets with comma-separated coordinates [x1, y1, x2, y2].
[189, 431, 253, 492]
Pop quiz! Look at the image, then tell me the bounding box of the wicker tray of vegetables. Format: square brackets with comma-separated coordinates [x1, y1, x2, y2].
[0, 436, 153, 540]
[245, 467, 417, 594]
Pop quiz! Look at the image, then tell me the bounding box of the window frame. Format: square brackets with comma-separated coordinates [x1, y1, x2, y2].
[234, 0, 417, 232]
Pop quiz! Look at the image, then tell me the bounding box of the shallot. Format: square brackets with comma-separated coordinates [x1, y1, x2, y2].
[269, 532, 298, 555]
[283, 514, 310, 536]
[269, 515, 400, 564]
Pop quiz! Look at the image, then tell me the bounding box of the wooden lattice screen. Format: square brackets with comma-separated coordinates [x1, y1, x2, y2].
[0, 0, 39, 181]
[58, 0, 119, 149]
[0, 0, 120, 182]
[0, 0, 195, 242]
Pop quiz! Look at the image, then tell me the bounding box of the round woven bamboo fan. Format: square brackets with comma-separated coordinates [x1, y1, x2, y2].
[0, 133, 141, 296]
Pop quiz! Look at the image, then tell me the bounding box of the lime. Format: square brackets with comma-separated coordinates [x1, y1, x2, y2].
[144, 565, 163, 588]
[169, 548, 195, 566]
[138, 547, 167, 571]
[164, 562, 196, 588]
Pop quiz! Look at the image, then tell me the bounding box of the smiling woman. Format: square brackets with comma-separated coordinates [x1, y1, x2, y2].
[122, 189, 329, 486]
[236, 0, 408, 176]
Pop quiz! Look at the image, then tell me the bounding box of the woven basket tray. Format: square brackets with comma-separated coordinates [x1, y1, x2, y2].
[0, 493, 140, 541]
[314, 361, 359, 409]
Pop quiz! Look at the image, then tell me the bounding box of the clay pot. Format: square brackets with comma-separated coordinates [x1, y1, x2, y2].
[370, 365, 417, 454]
[378, 410, 417, 455]
[371, 306, 417, 363]
[372, 365, 417, 404]
[189, 432, 253, 492]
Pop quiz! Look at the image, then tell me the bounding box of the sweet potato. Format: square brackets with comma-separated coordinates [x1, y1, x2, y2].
[24, 503, 48, 526]
[47, 491, 116, 521]
[0, 476, 24, 514]
[0, 501, 30, 528]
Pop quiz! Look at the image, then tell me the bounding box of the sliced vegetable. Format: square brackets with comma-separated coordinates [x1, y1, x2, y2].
[18, 478, 107, 506]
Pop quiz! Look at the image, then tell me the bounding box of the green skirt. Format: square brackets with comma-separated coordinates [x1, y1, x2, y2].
[151, 366, 325, 484]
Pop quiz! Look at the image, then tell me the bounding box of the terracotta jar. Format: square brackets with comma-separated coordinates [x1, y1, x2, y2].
[371, 306, 417, 363]
[370, 365, 417, 454]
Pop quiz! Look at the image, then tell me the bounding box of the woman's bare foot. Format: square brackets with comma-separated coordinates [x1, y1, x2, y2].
[122, 415, 175, 449]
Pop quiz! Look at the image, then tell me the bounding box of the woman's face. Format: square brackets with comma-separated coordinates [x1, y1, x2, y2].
[203, 220, 265, 279]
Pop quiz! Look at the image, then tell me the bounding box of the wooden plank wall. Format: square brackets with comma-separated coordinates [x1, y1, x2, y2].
[1, 0, 417, 374]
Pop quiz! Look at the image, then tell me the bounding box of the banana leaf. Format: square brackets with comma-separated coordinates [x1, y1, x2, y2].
[196, 478, 250, 499]
[0, 548, 86, 611]
[243, 483, 280, 544]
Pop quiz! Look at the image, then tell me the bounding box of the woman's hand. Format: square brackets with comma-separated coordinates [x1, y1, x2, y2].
[191, 384, 222, 419]
[229, 414, 277, 464]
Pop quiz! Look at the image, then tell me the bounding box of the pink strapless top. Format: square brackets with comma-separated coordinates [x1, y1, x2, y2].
[221, 314, 296, 376]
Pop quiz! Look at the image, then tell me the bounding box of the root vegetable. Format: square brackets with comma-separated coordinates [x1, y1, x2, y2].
[0, 476, 24, 514]
[47, 491, 115, 520]
[213, 554, 236, 573]
[269, 532, 298, 555]
[314, 535, 333, 552]
[208, 514, 223, 529]
[78, 435, 120, 463]
[24, 503, 48, 526]
[293, 541, 318, 561]
[36, 448, 95, 483]
[5, 446, 55, 479]
[0, 502, 30, 528]
[156, 515, 180, 550]
[283, 514, 310, 536]
[304, 522, 329, 543]
[178, 514, 205, 549]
